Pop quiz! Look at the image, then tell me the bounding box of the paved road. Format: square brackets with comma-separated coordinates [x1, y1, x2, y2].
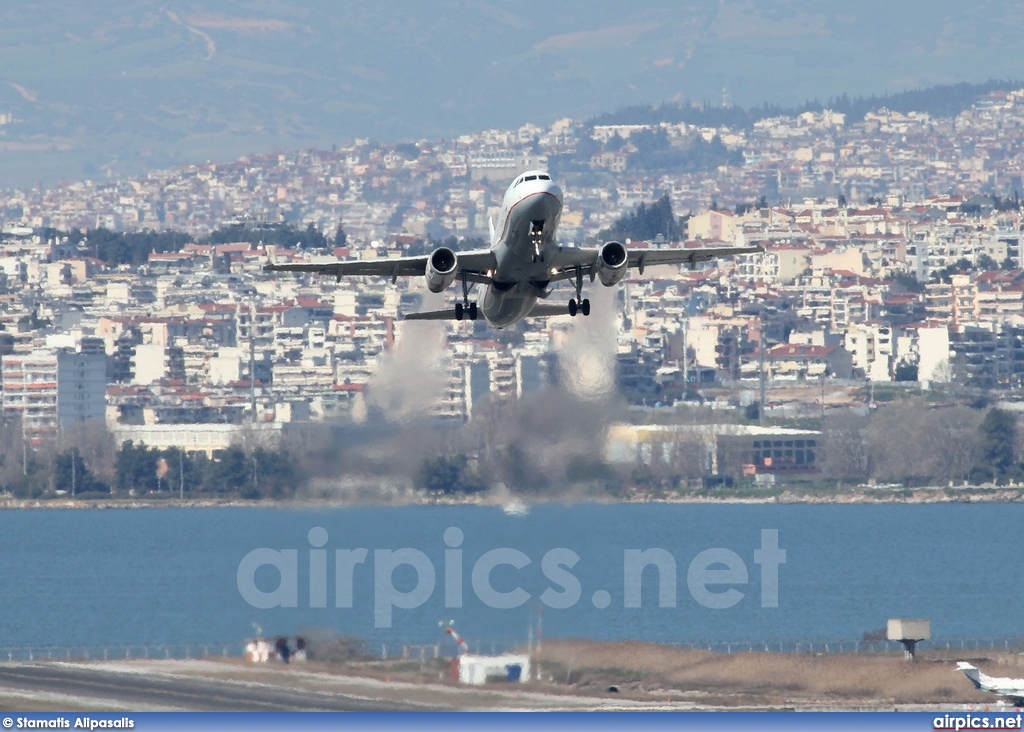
[0, 663, 435, 711]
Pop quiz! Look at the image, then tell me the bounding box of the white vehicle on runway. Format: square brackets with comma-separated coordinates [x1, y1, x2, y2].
[265, 171, 762, 328]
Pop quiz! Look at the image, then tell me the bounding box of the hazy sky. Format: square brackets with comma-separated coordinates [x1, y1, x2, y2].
[1, 1, 1023, 186]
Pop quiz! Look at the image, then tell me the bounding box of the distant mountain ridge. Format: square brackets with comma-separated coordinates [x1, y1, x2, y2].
[587, 81, 1024, 130]
[1, 1, 1024, 187]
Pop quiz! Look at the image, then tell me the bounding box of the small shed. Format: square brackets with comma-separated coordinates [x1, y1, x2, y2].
[455, 654, 531, 685]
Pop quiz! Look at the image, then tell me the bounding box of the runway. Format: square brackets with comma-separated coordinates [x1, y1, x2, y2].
[0, 662, 432, 712]
[0, 657, 983, 712]
[0, 659, 717, 712]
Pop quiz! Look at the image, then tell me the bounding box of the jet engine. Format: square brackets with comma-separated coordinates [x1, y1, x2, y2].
[595, 241, 628, 286]
[425, 246, 458, 293]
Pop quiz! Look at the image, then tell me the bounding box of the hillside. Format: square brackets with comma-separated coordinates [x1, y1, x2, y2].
[2, 1, 1024, 187]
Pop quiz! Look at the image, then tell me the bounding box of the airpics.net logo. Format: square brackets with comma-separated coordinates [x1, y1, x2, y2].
[236, 527, 786, 628]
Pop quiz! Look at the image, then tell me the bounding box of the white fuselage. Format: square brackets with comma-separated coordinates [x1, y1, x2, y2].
[481, 171, 563, 327]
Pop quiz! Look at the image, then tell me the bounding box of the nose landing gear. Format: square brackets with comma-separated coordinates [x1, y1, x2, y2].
[530, 220, 545, 262]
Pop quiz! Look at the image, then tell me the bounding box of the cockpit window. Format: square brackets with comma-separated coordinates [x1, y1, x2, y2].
[539, 175, 550, 180]
[524, 175, 537, 182]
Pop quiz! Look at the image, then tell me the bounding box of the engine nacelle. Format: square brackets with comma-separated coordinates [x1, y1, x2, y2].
[595, 241, 628, 287]
[425, 246, 458, 293]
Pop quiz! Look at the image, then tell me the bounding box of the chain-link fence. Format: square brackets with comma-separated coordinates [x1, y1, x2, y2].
[375, 639, 522, 660]
[1, 642, 235, 662]
[3, 636, 1022, 663]
[667, 637, 1024, 655]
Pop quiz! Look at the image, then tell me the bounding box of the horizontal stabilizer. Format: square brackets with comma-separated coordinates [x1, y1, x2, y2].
[404, 308, 465, 321]
[527, 303, 572, 317]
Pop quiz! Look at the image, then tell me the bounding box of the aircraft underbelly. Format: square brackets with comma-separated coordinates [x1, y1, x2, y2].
[481, 284, 537, 328]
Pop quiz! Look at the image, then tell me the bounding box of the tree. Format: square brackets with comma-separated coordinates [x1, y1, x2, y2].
[157, 447, 205, 496]
[55, 448, 109, 496]
[415, 455, 485, 494]
[207, 446, 251, 495]
[394, 142, 420, 160]
[823, 411, 870, 483]
[115, 441, 158, 493]
[604, 132, 625, 152]
[889, 272, 925, 293]
[599, 194, 683, 242]
[931, 407, 983, 485]
[976, 408, 1016, 480]
[334, 223, 348, 248]
[931, 258, 974, 283]
[299, 223, 328, 249]
[977, 253, 999, 271]
[61, 420, 116, 485]
[866, 400, 980, 486]
[250, 447, 299, 499]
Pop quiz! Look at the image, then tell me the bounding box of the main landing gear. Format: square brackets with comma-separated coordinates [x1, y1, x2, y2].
[568, 266, 590, 317]
[455, 274, 478, 321]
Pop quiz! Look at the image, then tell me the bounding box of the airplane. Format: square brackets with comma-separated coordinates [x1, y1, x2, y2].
[264, 171, 763, 328]
[957, 662, 1024, 707]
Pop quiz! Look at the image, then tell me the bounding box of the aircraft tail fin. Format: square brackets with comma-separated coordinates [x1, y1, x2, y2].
[489, 217, 496, 247]
[958, 662, 984, 689]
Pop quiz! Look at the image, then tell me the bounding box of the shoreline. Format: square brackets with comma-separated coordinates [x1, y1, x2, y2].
[2, 486, 1023, 509]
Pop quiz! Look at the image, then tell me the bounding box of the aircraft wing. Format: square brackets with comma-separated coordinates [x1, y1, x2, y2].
[264, 249, 497, 284]
[527, 302, 572, 317]
[404, 302, 573, 321]
[403, 308, 464, 321]
[546, 243, 763, 282]
[625, 243, 764, 270]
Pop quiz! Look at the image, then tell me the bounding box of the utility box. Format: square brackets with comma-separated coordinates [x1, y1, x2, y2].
[887, 618, 930, 641]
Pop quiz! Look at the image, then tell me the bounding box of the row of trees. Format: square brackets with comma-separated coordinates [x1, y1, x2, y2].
[812, 403, 1020, 487]
[43, 222, 347, 269]
[52, 227, 191, 268]
[0, 392, 622, 501]
[0, 423, 299, 500]
[9, 391, 1019, 500]
[599, 400, 1024, 493]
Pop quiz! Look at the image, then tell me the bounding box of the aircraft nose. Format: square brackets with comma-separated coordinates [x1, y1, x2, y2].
[542, 180, 563, 203]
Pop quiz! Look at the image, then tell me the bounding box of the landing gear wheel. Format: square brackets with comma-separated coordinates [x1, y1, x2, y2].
[468, 302, 478, 321]
[570, 266, 587, 317]
[455, 302, 464, 321]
